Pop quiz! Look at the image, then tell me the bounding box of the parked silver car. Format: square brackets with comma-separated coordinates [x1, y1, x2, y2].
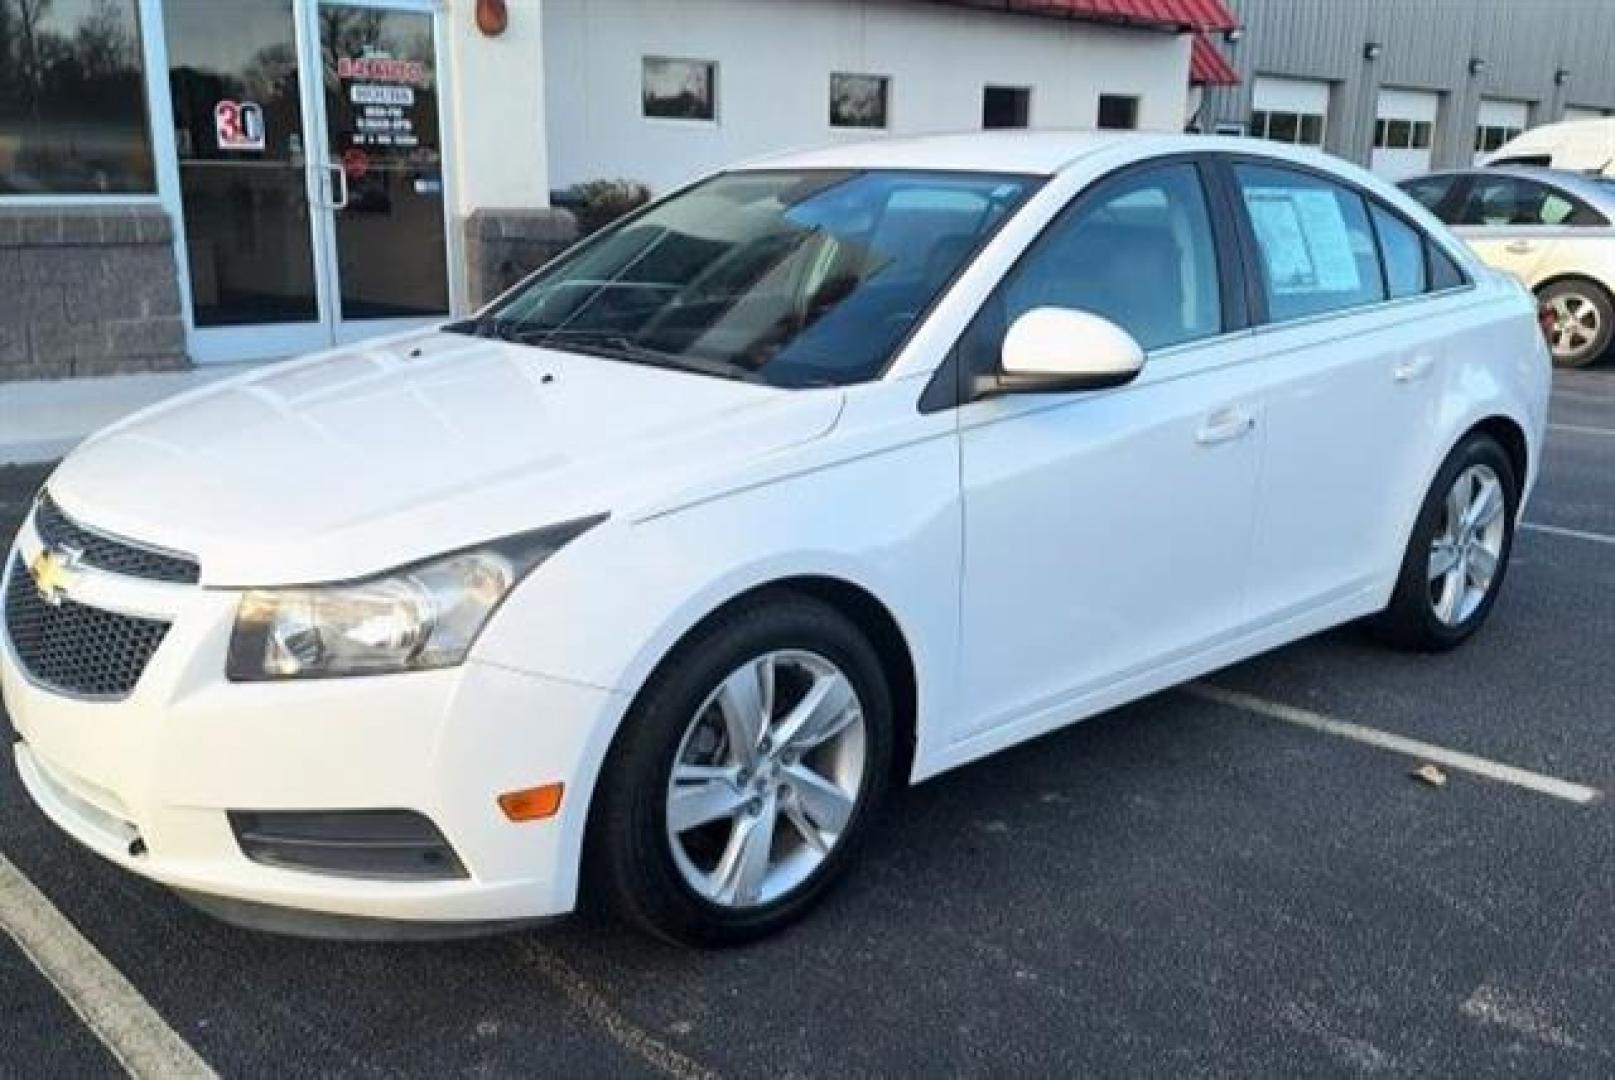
[1400, 166, 1615, 366]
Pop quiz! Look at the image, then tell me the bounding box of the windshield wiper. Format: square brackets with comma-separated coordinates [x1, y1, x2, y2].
[443, 315, 526, 342]
[530, 328, 765, 384]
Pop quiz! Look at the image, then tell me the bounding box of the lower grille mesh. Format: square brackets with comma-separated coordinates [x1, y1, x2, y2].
[4, 558, 171, 698]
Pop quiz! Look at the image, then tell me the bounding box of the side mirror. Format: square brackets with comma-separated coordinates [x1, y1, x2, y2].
[982, 307, 1145, 397]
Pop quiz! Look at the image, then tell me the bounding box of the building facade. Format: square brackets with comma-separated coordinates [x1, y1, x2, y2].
[1200, 0, 1615, 180]
[0, 0, 1228, 383]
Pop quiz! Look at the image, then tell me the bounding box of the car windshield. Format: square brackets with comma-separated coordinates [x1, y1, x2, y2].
[447, 169, 1040, 388]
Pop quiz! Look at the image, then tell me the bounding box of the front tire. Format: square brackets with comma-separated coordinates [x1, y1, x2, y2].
[586, 593, 894, 947]
[1538, 278, 1614, 368]
[1373, 433, 1518, 652]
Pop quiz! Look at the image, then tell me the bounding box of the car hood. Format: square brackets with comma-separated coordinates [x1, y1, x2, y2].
[45, 331, 842, 585]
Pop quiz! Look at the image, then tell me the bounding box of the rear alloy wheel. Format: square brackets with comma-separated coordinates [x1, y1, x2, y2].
[587, 595, 893, 947]
[1373, 434, 1518, 651]
[1539, 279, 1614, 368]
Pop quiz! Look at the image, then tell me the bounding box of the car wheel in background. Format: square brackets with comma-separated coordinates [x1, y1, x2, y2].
[1373, 433, 1519, 652]
[586, 593, 894, 947]
[1537, 278, 1614, 367]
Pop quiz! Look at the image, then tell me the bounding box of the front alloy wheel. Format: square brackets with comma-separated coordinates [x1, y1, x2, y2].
[587, 594, 893, 946]
[666, 650, 866, 909]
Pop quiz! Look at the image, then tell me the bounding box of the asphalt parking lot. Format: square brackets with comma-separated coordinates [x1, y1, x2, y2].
[1, 366, 1613, 1078]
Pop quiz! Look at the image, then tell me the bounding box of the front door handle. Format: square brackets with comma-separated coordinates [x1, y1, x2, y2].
[1505, 239, 1535, 254]
[1196, 407, 1256, 446]
[1393, 354, 1436, 383]
[311, 163, 350, 210]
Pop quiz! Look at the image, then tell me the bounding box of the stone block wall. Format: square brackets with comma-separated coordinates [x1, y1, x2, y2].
[0, 206, 188, 381]
[461, 207, 579, 309]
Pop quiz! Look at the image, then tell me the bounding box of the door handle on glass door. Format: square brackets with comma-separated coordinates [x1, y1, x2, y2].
[325, 164, 350, 211]
[1393, 354, 1436, 382]
[1195, 407, 1256, 446]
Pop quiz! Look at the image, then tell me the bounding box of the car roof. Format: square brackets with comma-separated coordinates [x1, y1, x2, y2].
[1408, 165, 1615, 211]
[731, 130, 1341, 178]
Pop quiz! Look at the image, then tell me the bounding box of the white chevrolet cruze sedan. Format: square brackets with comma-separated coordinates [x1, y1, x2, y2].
[4, 134, 1550, 946]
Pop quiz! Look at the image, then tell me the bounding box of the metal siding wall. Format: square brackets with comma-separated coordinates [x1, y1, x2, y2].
[1202, 0, 1615, 170]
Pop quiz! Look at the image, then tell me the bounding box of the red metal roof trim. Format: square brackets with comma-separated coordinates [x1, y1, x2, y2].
[1190, 33, 1240, 86]
[950, 0, 1237, 33]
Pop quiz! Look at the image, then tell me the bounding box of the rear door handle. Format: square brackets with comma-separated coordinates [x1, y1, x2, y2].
[1505, 240, 1535, 254]
[1195, 407, 1256, 446]
[1393, 354, 1436, 383]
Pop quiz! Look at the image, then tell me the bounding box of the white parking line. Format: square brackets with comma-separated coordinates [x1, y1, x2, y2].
[522, 941, 719, 1080]
[1185, 684, 1602, 806]
[1548, 423, 1615, 438]
[1522, 521, 1615, 548]
[0, 854, 216, 1080]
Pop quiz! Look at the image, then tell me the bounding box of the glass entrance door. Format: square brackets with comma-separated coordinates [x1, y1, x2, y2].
[166, 0, 328, 361]
[165, 0, 450, 362]
[313, 1, 449, 344]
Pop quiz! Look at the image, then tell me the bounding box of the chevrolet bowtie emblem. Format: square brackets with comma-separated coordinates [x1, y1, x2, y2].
[28, 545, 82, 607]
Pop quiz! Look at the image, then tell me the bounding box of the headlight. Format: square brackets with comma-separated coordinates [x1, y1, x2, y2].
[226, 516, 604, 681]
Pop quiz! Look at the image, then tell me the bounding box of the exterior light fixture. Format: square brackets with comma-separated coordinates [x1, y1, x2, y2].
[1555, 68, 1572, 86]
[1363, 42, 1383, 61]
[1223, 26, 1245, 45]
[475, 0, 508, 37]
[1468, 57, 1486, 76]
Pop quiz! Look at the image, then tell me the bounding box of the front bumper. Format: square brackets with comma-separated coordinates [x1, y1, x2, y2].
[2, 552, 627, 929]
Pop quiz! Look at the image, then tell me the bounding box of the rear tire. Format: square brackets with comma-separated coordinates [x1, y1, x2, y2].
[585, 593, 893, 948]
[1372, 433, 1518, 652]
[1538, 278, 1614, 368]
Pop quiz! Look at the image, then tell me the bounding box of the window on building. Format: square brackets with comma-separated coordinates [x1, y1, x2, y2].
[1234, 163, 1386, 322]
[960, 163, 1222, 365]
[1097, 94, 1139, 130]
[642, 57, 717, 121]
[829, 73, 889, 130]
[983, 86, 1031, 129]
[0, 0, 155, 195]
[1250, 109, 1325, 147]
[1474, 124, 1524, 153]
[1374, 119, 1433, 150]
[1369, 204, 1427, 299]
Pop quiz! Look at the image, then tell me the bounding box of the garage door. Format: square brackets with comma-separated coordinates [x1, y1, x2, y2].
[1251, 76, 1329, 147]
[1372, 88, 1439, 180]
[1476, 99, 1530, 163]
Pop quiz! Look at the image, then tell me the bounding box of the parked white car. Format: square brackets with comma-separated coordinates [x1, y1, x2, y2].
[1401, 166, 1615, 366]
[1482, 118, 1615, 176]
[3, 133, 1550, 946]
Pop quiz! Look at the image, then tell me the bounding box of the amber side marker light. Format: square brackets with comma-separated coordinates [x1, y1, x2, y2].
[499, 783, 564, 822]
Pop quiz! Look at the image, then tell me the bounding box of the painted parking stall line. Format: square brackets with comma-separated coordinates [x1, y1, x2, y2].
[1522, 521, 1615, 548]
[0, 854, 216, 1080]
[1185, 684, 1603, 806]
[1548, 423, 1615, 438]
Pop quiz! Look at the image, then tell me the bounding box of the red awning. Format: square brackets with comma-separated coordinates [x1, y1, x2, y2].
[956, 0, 1238, 33]
[1190, 33, 1240, 86]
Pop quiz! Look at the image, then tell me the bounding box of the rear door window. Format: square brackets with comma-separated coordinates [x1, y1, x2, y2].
[1234, 163, 1386, 323]
[1398, 175, 1460, 219]
[1456, 175, 1606, 227]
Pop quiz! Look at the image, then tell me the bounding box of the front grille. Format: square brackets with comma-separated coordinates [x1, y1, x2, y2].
[4, 557, 171, 698]
[33, 492, 199, 584]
